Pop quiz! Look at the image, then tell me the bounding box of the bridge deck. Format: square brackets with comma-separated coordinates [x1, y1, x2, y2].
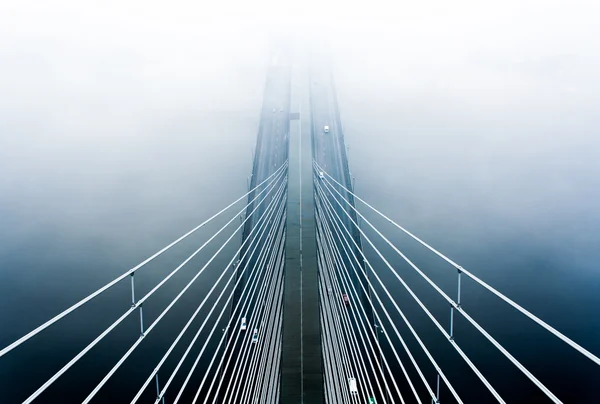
[280, 52, 324, 403]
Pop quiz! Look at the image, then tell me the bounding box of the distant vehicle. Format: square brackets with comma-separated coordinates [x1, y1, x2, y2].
[348, 377, 358, 395]
[272, 108, 276, 113]
[327, 287, 332, 294]
[241, 317, 247, 331]
[318, 171, 324, 179]
[324, 125, 330, 133]
[279, 108, 284, 112]
[342, 293, 350, 306]
[252, 328, 258, 343]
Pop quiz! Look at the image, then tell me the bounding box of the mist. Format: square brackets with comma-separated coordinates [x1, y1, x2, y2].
[1, 0, 600, 402]
[329, 0, 600, 265]
[0, 2, 273, 250]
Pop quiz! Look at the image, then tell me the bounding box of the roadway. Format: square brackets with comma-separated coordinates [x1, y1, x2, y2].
[310, 52, 382, 402]
[250, 49, 291, 197]
[223, 47, 292, 401]
[229, 46, 375, 402]
[236, 48, 292, 285]
[310, 55, 369, 309]
[310, 63, 350, 191]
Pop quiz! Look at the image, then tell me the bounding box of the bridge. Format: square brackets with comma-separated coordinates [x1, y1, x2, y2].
[1, 48, 599, 404]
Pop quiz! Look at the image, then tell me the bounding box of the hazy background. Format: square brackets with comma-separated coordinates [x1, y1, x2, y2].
[1, 0, 600, 402]
[330, 1, 600, 401]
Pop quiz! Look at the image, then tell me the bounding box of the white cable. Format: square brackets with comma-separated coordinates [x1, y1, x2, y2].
[316, 194, 409, 404]
[316, 205, 398, 404]
[318, 177, 506, 402]
[240, 269, 284, 403]
[180, 198, 286, 403]
[269, 335, 282, 404]
[316, 193, 414, 402]
[206, 220, 286, 404]
[315, 160, 600, 369]
[238, 242, 285, 402]
[253, 308, 282, 403]
[317, 220, 374, 403]
[230, 245, 285, 403]
[317, 179, 461, 402]
[318, 248, 356, 404]
[261, 313, 282, 404]
[317, 184, 426, 403]
[320, 172, 563, 403]
[319, 279, 344, 404]
[321, 243, 373, 402]
[317, 182, 436, 402]
[255, 311, 282, 403]
[253, 276, 284, 402]
[319, 274, 355, 402]
[222, 240, 285, 404]
[182, 215, 285, 404]
[315, 179, 451, 402]
[320, 291, 351, 404]
[219, 242, 284, 404]
[198, 222, 285, 402]
[139, 182, 288, 404]
[318, 235, 350, 404]
[141, 175, 287, 402]
[79, 177, 288, 404]
[319, 214, 383, 402]
[320, 311, 339, 404]
[21, 168, 288, 404]
[0, 161, 288, 360]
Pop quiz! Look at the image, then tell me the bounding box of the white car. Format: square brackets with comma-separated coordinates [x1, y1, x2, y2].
[318, 171, 324, 180]
[241, 317, 247, 331]
[348, 377, 358, 395]
[252, 328, 258, 343]
[323, 125, 330, 133]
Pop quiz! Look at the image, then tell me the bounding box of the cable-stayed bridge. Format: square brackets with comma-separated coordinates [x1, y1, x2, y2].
[1, 50, 599, 404]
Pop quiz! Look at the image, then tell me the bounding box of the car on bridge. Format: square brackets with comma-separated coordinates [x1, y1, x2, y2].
[241, 317, 247, 331]
[342, 293, 350, 306]
[348, 377, 358, 395]
[252, 328, 258, 343]
[318, 171, 324, 180]
[323, 125, 329, 133]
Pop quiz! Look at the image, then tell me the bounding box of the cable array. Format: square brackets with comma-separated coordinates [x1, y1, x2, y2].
[2, 161, 288, 403]
[314, 160, 600, 403]
[3, 149, 596, 404]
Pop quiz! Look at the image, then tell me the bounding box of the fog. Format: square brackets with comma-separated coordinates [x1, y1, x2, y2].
[1, 0, 600, 401]
[0, 2, 273, 250]
[3, 1, 598, 236]
[328, 0, 600, 266]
